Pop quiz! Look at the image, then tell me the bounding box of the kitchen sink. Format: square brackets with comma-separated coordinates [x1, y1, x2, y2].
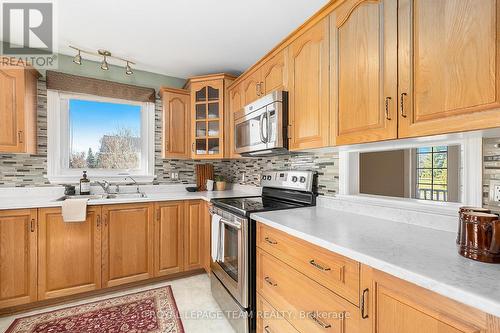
[55, 192, 147, 201]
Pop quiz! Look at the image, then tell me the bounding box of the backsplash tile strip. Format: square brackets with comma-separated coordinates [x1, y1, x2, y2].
[0, 78, 337, 196]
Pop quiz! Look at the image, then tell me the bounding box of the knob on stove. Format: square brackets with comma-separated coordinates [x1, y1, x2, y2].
[300, 176, 306, 183]
[292, 176, 298, 182]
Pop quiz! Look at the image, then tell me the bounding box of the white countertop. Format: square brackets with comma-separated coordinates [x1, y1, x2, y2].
[0, 185, 262, 210]
[251, 206, 500, 318]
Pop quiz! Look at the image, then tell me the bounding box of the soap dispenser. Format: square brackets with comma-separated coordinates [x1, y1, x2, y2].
[80, 171, 90, 195]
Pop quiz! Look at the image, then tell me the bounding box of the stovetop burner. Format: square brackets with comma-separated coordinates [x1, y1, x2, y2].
[212, 196, 306, 217]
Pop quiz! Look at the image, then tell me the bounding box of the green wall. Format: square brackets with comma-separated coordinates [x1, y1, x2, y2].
[1, 42, 186, 90]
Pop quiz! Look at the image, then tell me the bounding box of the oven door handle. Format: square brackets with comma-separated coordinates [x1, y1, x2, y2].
[220, 218, 241, 230]
[259, 113, 268, 143]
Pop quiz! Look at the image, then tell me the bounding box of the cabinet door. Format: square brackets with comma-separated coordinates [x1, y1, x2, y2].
[261, 48, 288, 95]
[102, 203, 154, 288]
[228, 83, 242, 158]
[163, 89, 190, 159]
[360, 265, 498, 333]
[333, 0, 398, 145]
[154, 201, 184, 277]
[0, 209, 37, 309]
[191, 80, 224, 159]
[184, 200, 203, 271]
[242, 71, 261, 105]
[398, 0, 500, 138]
[288, 18, 330, 150]
[0, 68, 25, 153]
[202, 201, 211, 274]
[38, 207, 101, 300]
[257, 294, 299, 333]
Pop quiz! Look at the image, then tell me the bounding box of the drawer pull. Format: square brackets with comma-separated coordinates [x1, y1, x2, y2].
[308, 312, 332, 329]
[264, 276, 277, 287]
[309, 259, 331, 271]
[361, 288, 369, 319]
[264, 237, 278, 245]
[264, 325, 272, 333]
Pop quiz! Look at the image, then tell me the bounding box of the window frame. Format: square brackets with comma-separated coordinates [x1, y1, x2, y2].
[47, 90, 155, 184]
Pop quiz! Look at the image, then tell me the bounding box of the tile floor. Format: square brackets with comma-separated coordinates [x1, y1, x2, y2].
[0, 273, 236, 333]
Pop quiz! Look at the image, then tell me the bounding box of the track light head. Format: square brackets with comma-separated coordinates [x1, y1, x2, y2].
[73, 50, 82, 65]
[101, 56, 109, 71]
[125, 62, 133, 75]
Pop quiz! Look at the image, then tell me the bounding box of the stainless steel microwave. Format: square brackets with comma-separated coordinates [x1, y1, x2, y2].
[234, 91, 288, 157]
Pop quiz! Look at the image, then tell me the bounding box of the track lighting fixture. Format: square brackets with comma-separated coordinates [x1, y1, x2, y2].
[125, 61, 133, 75]
[69, 45, 135, 75]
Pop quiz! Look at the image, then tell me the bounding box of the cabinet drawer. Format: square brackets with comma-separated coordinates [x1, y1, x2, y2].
[257, 248, 360, 333]
[257, 223, 360, 305]
[257, 294, 299, 333]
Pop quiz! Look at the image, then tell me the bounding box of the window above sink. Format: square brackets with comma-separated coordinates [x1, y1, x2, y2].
[47, 91, 155, 184]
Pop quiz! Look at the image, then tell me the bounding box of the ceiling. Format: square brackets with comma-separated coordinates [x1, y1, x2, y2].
[57, 0, 330, 79]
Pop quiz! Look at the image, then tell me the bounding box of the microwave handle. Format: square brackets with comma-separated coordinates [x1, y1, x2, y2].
[260, 113, 268, 143]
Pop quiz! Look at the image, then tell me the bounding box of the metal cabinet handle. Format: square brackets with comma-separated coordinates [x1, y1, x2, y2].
[260, 81, 265, 95]
[264, 237, 277, 245]
[104, 214, 108, 227]
[308, 312, 332, 329]
[192, 142, 195, 152]
[264, 325, 272, 333]
[400, 93, 408, 118]
[256, 82, 261, 96]
[18, 131, 24, 144]
[96, 215, 101, 227]
[264, 276, 277, 287]
[30, 218, 35, 233]
[385, 97, 392, 120]
[361, 288, 369, 319]
[309, 259, 331, 271]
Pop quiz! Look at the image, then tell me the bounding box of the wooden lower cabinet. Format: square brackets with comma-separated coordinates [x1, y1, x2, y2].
[102, 203, 154, 288]
[184, 200, 204, 271]
[257, 294, 299, 333]
[257, 248, 360, 333]
[38, 207, 101, 300]
[360, 265, 500, 333]
[0, 209, 37, 308]
[202, 201, 211, 274]
[154, 201, 184, 277]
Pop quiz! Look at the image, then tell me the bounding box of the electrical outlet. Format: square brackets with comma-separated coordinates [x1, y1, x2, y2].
[170, 172, 179, 180]
[489, 180, 500, 204]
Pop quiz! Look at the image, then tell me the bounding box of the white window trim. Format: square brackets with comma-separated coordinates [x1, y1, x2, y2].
[47, 90, 155, 184]
[338, 132, 483, 217]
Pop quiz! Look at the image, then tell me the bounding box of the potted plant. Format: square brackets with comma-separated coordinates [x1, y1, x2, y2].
[214, 175, 226, 191]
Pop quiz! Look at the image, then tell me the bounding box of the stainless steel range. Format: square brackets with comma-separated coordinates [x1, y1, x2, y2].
[209, 170, 317, 333]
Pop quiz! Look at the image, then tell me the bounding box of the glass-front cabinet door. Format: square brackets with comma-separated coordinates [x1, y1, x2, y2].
[191, 80, 224, 159]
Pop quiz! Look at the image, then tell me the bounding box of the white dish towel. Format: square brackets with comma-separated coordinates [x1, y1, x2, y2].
[211, 213, 223, 262]
[62, 198, 89, 222]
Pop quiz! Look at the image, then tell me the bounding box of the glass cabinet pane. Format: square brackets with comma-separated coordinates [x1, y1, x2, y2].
[208, 102, 219, 119]
[196, 121, 207, 137]
[208, 86, 219, 101]
[196, 104, 206, 120]
[208, 138, 220, 155]
[195, 87, 206, 102]
[208, 121, 219, 137]
[196, 139, 207, 155]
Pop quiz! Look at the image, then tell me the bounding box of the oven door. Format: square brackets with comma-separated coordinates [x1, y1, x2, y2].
[210, 208, 248, 308]
[234, 106, 268, 155]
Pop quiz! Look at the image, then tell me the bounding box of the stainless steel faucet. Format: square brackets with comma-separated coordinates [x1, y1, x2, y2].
[125, 176, 140, 193]
[95, 180, 111, 194]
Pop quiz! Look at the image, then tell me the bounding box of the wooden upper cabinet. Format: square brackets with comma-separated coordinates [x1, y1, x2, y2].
[227, 82, 242, 159]
[102, 203, 154, 288]
[154, 201, 184, 277]
[38, 207, 101, 300]
[161, 87, 190, 159]
[0, 64, 39, 154]
[260, 48, 288, 95]
[184, 200, 204, 271]
[242, 71, 262, 106]
[288, 17, 330, 151]
[0, 209, 37, 309]
[333, 0, 398, 145]
[398, 0, 500, 138]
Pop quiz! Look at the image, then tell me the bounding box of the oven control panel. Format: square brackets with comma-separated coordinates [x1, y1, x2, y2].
[260, 170, 315, 192]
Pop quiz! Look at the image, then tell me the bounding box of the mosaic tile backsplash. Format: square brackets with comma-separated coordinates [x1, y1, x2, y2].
[0, 79, 340, 196]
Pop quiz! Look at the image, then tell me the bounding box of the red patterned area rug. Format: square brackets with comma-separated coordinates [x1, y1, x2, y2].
[6, 286, 184, 333]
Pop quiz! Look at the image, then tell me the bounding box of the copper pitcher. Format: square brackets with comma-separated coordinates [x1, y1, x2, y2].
[457, 210, 500, 263]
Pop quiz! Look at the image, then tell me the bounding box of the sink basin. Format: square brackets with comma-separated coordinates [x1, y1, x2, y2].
[55, 192, 147, 202]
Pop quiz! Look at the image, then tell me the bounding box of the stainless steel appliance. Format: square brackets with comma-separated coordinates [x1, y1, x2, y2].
[210, 170, 317, 333]
[234, 91, 288, 157]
